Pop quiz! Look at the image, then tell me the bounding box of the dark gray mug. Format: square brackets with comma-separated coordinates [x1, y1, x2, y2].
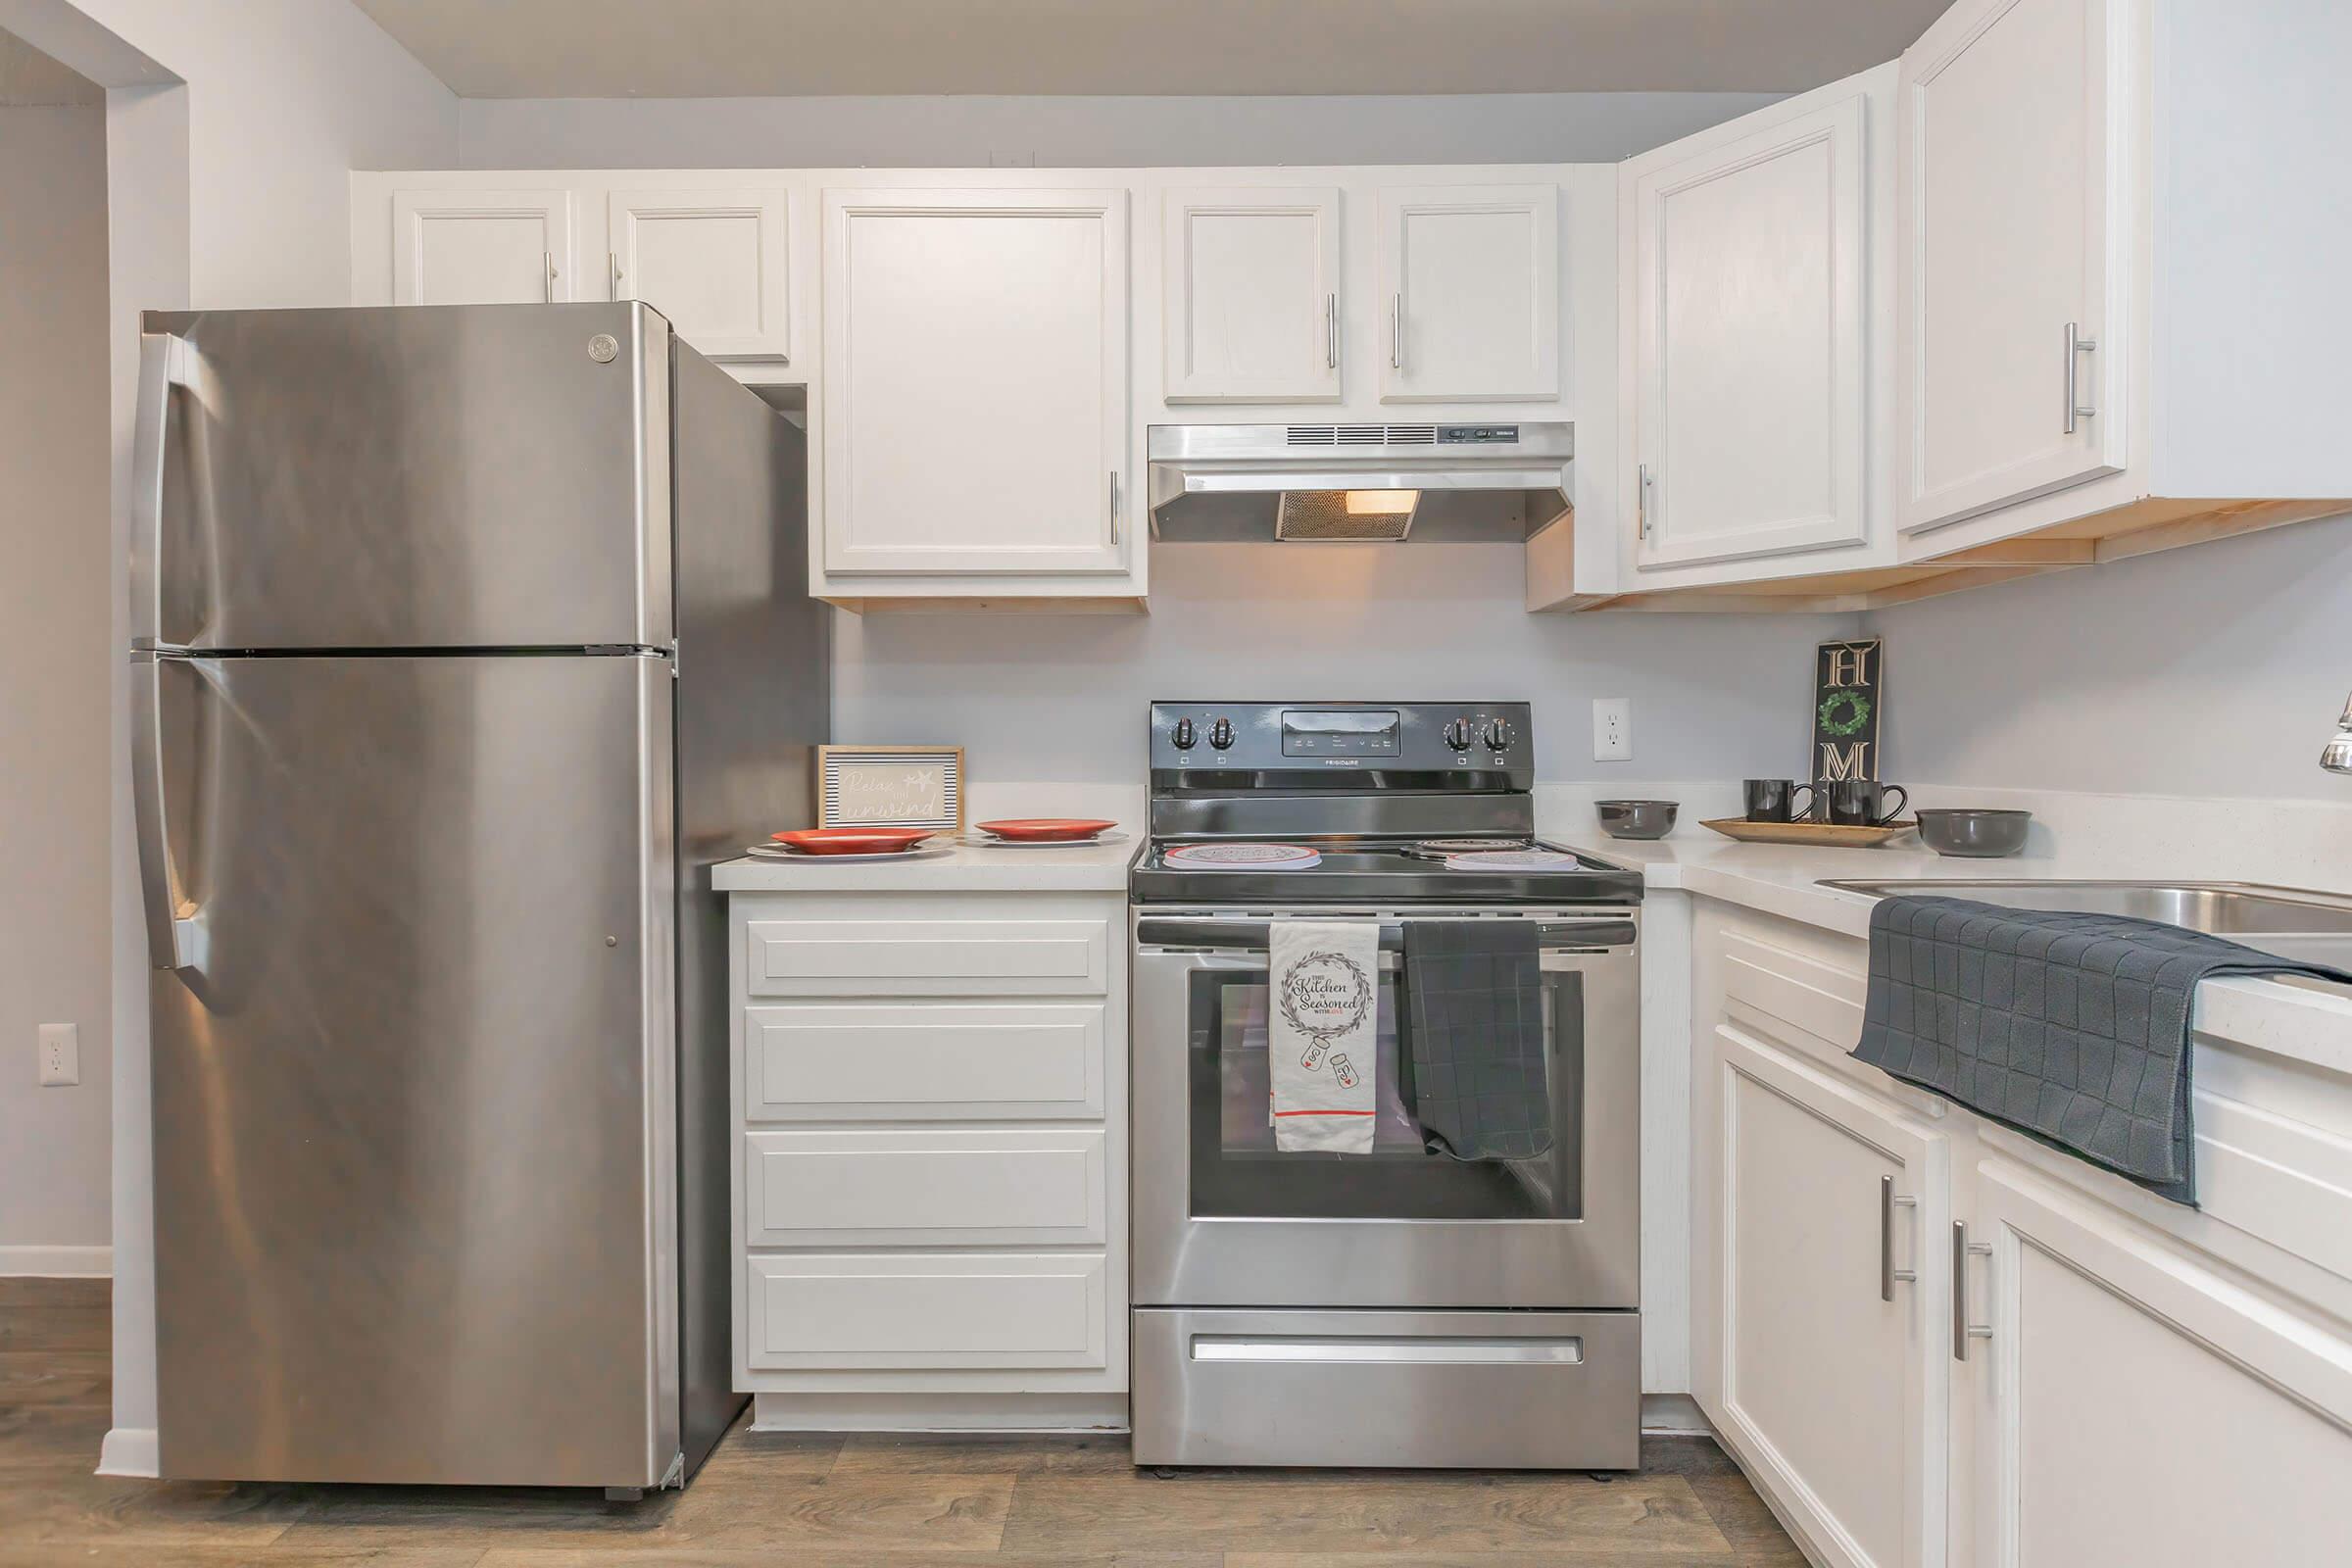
[1826, 779, 1909, 826]
[1743, 778, 1816, 822]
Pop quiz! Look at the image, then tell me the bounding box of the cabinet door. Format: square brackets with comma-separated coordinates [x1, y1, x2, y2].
[1161, 186, 1340, 402]
[1630, 95, 1869, 571]
[1965, 1158, 2352, 1567]
[1896, 0, 2127, 534]
[392, 188, 579, 306]
[822, 188, 1129, 575]
[609, 187, 790, 362]
[1719, 1026, 1947, 1568]
[1376, 184, 1560, 403]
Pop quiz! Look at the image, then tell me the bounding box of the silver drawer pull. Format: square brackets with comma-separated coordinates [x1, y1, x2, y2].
[1880, 1175, 1918, 1302]
[1193, 1335, 1582, 1366]
[1952, 1221, 1994, 1360]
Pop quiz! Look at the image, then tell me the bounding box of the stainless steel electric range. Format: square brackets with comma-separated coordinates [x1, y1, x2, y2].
[1128, 701, 1644, 1470]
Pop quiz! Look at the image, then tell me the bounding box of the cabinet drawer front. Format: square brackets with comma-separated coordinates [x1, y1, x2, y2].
[746, 1002, 1104, 1120]
[746, 918, 1109, 996]
[745, 1129, 1105, 1246]
[746, 1252, 1108, 1370]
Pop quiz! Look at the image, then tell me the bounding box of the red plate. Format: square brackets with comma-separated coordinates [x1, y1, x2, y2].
[769, 826, 935, 856]
[974, 817, 1118, 843]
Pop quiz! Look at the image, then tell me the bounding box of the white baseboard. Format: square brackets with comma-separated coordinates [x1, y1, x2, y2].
[98, 1427, 159, 1478]
[753, 1392, 1129, 1433]
[0, 1245, 111, 1277]
[1641, 1391, 1713, 1436]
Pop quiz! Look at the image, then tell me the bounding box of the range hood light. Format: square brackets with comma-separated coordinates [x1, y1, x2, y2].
[1345, 489, 1420, 515]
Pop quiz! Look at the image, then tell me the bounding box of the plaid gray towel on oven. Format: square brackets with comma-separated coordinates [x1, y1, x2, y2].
[1399, 918, 1552, 1161]
[1852, 896, 2352, 1204]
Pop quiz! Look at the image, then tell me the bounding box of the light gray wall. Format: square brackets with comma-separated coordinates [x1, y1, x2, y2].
[1866, 510, 2352, 801]
[836, 542, 1847, 785]
[454, 90, 1785, 170]
[0, 96, 112, 1261]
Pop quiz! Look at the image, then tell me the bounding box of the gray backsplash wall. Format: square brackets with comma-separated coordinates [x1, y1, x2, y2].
[834, 542, 1848, 786]
[1865, 509, 2352, 802]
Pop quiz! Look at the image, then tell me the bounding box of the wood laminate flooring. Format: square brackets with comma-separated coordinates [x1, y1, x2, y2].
[0, 1279, 1804, 1566]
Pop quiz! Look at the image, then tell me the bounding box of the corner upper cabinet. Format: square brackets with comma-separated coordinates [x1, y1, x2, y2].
[1896, 0, 2126, 535]
[607, 187, 792, 362]
[1376, 184, 1559, 403]
[821, 188, 1131, 578]
[1623, 74, 1888, 582]
[392, 188, 581, 306]
[1161, 186, 1341, 403]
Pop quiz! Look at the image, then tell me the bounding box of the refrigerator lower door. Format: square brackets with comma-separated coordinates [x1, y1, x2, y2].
[137, 651, 679, 1487]
[132, 303, 672, 652]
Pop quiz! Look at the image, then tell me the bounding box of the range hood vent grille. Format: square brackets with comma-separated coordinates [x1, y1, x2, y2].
[1286, 424, 1439, 447]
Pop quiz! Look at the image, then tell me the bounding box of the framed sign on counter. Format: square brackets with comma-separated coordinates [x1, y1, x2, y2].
[816, 745, 965, 833]
[1811, 638, 1884, 795]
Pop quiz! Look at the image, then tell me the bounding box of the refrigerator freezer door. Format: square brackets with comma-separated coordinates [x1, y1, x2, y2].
[132, 303, 673, 652]
[142, 651, 679, 1488]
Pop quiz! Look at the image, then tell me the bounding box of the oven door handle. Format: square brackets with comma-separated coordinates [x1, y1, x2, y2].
[1134, 918, 1636, 954]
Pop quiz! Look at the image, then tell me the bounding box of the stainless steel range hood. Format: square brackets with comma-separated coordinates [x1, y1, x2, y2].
[1148, 421, 1574, 543]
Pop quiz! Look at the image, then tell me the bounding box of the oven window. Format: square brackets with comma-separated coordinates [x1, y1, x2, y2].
[1187, 966, 1585, 1221]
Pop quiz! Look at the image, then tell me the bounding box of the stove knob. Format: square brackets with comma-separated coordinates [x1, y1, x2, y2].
[1484, 718, 1514, 753]
[1172, 718, 1198, 751]
[1443, 718, 1473, 752]
[1208, 717, 1236, 750]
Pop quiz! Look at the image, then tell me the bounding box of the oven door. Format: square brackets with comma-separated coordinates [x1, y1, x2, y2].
[1131, 911, 1640, 1310]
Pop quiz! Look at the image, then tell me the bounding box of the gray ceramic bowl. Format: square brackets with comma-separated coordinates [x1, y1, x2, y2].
[1915, 808, 2032, 858]
[1595, 799, 1679, 840]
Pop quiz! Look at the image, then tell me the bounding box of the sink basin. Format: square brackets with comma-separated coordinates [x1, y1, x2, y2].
[1817, 879, 2352, 967]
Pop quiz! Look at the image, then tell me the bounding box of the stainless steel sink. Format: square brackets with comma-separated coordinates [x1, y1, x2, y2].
[1817, 879, 2352, 966]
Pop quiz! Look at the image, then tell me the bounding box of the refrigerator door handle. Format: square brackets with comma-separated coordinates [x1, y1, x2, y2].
[130, 331, 210, 652]
[130, 654, 204, 972]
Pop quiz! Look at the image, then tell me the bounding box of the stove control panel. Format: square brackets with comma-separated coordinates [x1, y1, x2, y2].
[1149, 701, 1533, 783]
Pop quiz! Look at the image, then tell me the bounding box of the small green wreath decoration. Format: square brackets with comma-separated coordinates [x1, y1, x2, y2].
[1818, 690, 1872, 737]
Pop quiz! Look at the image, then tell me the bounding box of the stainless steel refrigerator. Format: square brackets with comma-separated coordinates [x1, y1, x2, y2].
[128, 303, 826, 1492]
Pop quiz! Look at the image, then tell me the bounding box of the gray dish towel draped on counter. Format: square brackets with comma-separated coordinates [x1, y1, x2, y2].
[1399, 919, 1552, 1161]
[1851, 896, 2352, 1204]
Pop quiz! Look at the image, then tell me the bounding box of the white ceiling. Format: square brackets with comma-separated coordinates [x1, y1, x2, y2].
[0, 25, 102, 106]
[353, 0, 1953, 99]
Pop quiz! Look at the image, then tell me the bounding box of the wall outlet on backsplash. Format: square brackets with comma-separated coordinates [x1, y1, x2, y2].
[1592, 698, 1632, 761]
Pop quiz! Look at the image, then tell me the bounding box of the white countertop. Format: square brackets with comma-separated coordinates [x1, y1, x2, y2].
[1548, 823, 2352, 1077]
[711, 832, 1138, 893]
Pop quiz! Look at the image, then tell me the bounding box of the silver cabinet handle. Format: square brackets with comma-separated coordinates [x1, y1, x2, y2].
[1108, 470, 1120, 546]
[1325, 292, 1338, 369]
[1390, 292, 1403, 370]
[2064, 320, 2099, 433]
[1637, 464, 1654, 541]
[1951, 1221, 1994, 1360]
[543, 249, 557, 304]
[1880, 1176, 1919, 1302]
[610, 250, 622, 300]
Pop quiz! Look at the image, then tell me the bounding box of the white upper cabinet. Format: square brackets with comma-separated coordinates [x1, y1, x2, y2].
[392, 188, 580, 306]
[821, 188, 1129, 576]
[1160, 186, 1341, 403]
[1896, 0, 2127, 534]
[607, 187, 791, 362]
[1625, 81, 1880, 578]
[1376, 184, 1560, 403]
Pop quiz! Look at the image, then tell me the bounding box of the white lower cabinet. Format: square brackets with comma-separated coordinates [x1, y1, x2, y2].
[1716, 1024, 1948, 1568]
[1696, 905, 2352, 1568]
[727, 888, 1127, 1396]
[1961, 1155, 2352, 1568]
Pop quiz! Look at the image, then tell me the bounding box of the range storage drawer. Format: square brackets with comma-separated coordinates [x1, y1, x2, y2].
[744, 1001, 1105, 1121]
[744, 1128, 1106, 1246]
[745, 918, 1110, 997]
[1132, 1307, 1640, 1468]
[746, 1252, 1109, 1370]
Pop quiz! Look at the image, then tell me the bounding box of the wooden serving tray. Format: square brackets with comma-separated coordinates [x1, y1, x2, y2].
[1700, 817, 1917, 848]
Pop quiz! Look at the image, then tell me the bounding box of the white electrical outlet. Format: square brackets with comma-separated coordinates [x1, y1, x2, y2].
[38, 1023, 78, 1087]
[1592, 698, 1633, 761]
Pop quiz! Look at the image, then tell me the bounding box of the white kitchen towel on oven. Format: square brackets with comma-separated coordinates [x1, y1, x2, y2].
[1268, 919, 1381, 1153]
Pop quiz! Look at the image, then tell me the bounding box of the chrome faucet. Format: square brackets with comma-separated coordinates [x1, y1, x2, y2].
[2325, 694, 2352, 774]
